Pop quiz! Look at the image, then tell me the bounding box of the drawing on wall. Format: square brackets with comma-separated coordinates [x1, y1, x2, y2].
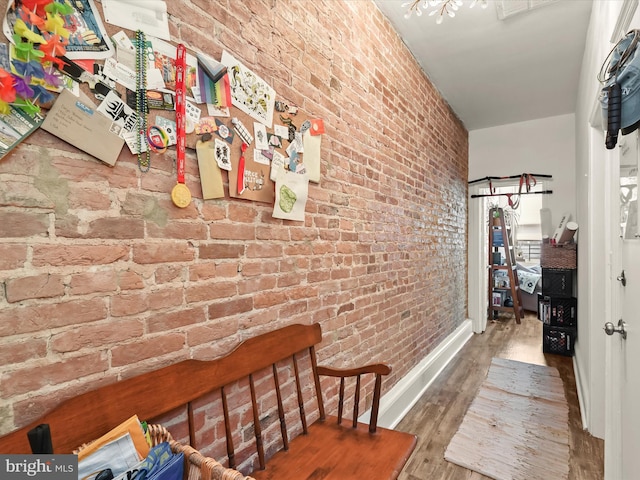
[221, 50, 275, 128]
[273, 169, 308, 221]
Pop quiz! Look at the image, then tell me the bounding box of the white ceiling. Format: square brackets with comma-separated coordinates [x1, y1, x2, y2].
[374, 0, 593, 131]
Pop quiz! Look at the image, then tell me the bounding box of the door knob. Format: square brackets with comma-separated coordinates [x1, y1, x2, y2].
[617, 270, 627, 286]
[604, 319, 627, 339]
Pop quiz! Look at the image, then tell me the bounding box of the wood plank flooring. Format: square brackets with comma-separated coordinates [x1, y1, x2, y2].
[395, 313, 604, 480]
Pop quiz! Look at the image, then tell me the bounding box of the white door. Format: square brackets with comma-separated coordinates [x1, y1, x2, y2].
[605, 131, 640, 479]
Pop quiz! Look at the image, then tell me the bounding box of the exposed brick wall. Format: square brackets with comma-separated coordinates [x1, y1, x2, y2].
[0, 0, 468, 469]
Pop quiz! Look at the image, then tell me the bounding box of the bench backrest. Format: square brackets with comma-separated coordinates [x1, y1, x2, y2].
[0, 323, 325, 461]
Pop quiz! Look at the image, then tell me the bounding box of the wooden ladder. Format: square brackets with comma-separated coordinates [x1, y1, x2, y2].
[488, 207, 522, 324]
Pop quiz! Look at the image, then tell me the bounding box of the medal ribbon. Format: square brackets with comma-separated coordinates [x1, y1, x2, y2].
[175, 44, 187, 184]
[238, 143, 247, 195]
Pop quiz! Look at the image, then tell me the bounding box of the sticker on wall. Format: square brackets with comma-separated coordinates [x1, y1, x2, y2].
[310, 119, 325, 135]
[254, 122, 268, 150]
[215, 118, 234, 144]
[214, 138, 231, 171]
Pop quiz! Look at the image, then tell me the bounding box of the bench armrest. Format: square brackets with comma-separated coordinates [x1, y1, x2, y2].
[316, 363, 391, 433]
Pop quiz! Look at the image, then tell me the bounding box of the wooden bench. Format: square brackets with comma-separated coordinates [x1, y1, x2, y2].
[0, 323, 417, 479]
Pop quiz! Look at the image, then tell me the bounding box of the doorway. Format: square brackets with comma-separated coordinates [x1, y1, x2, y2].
[470, 179, 547, 333]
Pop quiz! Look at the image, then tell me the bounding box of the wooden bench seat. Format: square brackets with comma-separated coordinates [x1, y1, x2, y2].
[0, 323, 417, 479]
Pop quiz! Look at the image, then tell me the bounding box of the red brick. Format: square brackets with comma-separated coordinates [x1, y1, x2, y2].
[199, 244, 245, 259]
[215, 263, 241, 277]
[210, 224, 256, 240]
[5, 274, 65, 303]
[147, 307, 207, 334]
[208, 297, 254, 319]
[0, 211, 48, 238]
[110, 289, 182, 317]
[69, 271, 118, 295]
[147, 221, 208, 240]
[0, 299, 108, 336]
[185, 281, 237, 303]
[0, 338, 47, 366]
[228, 204, 258, 223]
[133, 243, 195, 264]
[0, 179, 55, 209]
[111, 333, 185, 367]
[155, 265, 185, 284]
[189, 263, 217, 281]
[1, 352, 108, 397]
[51, 319, 145, 353]
[33, 245, 129, 267]
[68, 184, 111, 210]
[0, 244, 27, 270]
[119, 270, 146, 290]
[246, 243, 283, 258]
[85, 218, 145, 239]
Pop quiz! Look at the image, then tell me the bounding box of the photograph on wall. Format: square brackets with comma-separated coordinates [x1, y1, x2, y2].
[221, 50, 275, 128]
[3, 0, 115, 59]
[147, 37, 200, 102]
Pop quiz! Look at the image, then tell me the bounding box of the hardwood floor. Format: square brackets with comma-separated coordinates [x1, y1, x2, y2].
[395, 313, 604, 480]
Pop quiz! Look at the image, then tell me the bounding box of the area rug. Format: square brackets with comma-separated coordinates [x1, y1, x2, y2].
[444, 357, 569, 480]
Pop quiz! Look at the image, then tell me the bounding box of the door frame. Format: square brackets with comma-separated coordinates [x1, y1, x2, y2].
[469, 184, 487, 333]
[604, 136, 623, 480]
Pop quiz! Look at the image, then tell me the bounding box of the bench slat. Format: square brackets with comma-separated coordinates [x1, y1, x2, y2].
[249, 373, 265, 470]
[292, 352, 309, 435]
[271, 363, 289, 452]
[221, 385, 236, 470]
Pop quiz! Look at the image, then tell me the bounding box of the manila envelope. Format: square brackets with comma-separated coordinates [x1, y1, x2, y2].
[42, 89, 125, 166]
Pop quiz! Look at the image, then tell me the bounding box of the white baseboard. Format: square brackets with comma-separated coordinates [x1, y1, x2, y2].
[573, 355, 589, 431]
[360, 319, 474, 429]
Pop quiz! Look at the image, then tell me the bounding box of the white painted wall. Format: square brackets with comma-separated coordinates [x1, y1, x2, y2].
[470, 114, 577, 228]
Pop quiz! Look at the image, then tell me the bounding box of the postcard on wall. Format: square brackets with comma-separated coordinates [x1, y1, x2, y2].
[41, 89, 124, 166]
[273, 169, 308, 222]
[303, 131, 321, 183]
[221, 50, 275, 128]
[4, 0, 115, 59]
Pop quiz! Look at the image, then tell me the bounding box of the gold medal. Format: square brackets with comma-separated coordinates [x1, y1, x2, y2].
[171, 183, 191, 208]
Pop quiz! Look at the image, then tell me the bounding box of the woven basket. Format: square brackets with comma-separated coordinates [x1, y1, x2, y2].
[77, 424, 255, 480]
[147, 425, 255, 480]
[541, 244, 577, 269]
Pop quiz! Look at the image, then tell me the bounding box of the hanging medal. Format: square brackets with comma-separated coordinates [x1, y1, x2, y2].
[171, 43, 192, 208]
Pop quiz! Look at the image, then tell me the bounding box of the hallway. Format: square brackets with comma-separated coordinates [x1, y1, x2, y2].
[396, 313, 604, 479]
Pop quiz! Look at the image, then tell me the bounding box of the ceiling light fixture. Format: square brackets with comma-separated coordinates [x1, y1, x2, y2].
[402, 0, 488, 23]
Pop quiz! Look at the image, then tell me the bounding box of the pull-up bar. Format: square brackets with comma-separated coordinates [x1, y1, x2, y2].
[470, 190, 553, 199]
[468, 173, 553, 185]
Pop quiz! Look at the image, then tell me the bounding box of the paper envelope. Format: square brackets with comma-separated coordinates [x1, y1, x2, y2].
[42, 89, 125, 166]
